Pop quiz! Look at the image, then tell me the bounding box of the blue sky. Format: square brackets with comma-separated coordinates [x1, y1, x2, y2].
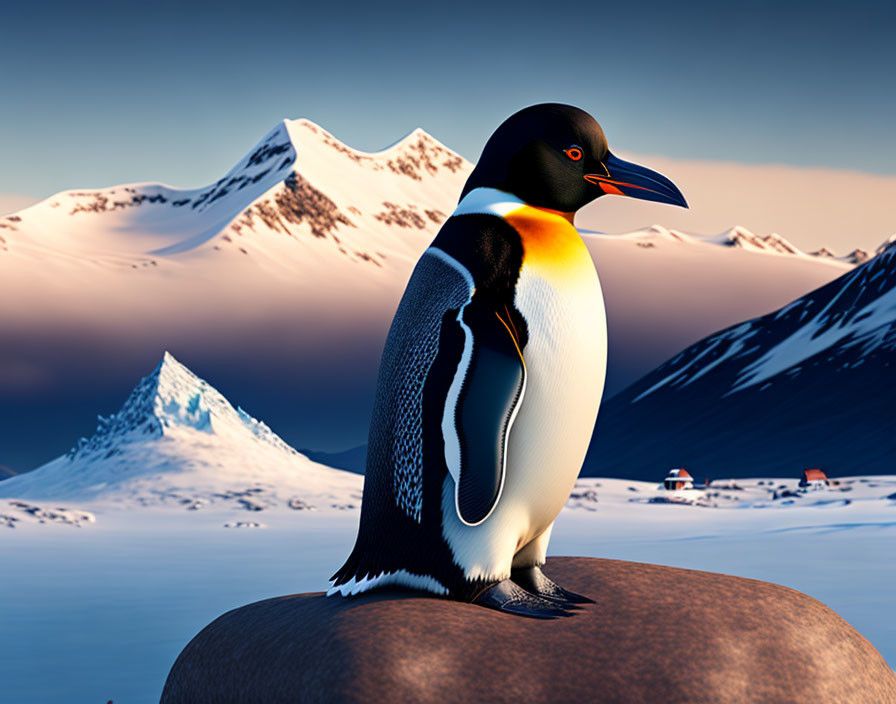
[2, 0, 894, 201]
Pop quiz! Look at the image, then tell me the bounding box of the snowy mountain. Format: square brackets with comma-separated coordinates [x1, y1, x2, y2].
[810, 246, 871, 265]
[705, 225, 805, 255]
[582, 224, 854, 395]
[703, 225, 813, 257]
[0, 118, 862, 473]
[584, 240, 896, 480]
[585, 222, 876, 263]
[0, 119, 471, 472]
[0, 119, 467, 266]
[0, 352, 362, 511]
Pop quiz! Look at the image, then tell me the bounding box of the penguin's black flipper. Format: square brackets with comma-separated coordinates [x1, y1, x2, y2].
[511, 565, 596, 605]
[472, 579, 572, 619]
[446, 298, 526, 526]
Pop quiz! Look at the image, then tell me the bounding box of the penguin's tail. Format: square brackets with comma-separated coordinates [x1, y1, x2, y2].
[327, 538, 375, 597]
[328, 539, 451, 598]
[327, 556, 359, 596]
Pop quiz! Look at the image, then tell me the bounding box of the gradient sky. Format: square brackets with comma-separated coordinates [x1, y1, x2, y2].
[2, 0, 894, 207]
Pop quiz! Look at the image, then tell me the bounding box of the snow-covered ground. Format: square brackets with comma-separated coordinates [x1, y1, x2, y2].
[1, 476, 894, 703]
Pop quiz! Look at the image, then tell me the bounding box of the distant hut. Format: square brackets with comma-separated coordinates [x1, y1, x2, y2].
[799, 468, 829, 490]
[664, 468, 694, 491]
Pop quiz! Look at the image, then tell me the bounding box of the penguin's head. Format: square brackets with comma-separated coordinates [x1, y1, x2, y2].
[461, 103, 687, 213]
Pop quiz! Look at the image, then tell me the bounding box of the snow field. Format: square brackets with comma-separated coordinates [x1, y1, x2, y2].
[1, 477, 894, 703]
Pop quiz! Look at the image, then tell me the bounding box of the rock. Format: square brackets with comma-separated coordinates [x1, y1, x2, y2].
[160, 557, 896, 703]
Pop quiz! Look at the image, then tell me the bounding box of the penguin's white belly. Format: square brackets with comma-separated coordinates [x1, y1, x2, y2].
[505, 264, 607, 542]
[440, 261, 606, 580]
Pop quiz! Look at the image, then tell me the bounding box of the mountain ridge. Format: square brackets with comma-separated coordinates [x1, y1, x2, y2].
[1, 118, 469, 267]
[584, 241, 896, 479]
[4, 118, 887, 265]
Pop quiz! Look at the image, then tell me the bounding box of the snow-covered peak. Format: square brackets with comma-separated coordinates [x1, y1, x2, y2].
[810, 246, 871, 265]
[584, 223, 857, 269]
[624, 224, 696, 243]
[704, 226, 874, 266]
[704, 226, 806, 257]
[67, 351, 297, 462]
[1, 354, 362, 507]
[0, 117, 471, 268]
[4, 120, 464, 225]
[279, 119, 467, 181]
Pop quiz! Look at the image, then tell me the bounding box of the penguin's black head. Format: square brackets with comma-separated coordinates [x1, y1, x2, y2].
[461, 103, 687, 213]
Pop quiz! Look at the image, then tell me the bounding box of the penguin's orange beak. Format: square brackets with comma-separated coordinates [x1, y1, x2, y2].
[585, 152, 688, 208]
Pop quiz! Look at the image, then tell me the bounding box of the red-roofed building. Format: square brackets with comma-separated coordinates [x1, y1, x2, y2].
[799, 468, 829, 489]
[664, 468, 694, 490]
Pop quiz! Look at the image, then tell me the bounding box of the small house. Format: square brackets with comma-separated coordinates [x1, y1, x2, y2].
[799, 468, 829, 490]
[664, 468, 694, 491]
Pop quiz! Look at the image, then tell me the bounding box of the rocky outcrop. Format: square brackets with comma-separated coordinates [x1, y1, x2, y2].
[160, 557, 896, 703]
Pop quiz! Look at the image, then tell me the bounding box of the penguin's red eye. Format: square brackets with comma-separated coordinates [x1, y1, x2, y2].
[564, 146, 583, 162]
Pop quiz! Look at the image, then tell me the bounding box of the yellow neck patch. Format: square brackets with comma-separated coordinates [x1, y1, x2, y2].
[503, 205, 591, 276]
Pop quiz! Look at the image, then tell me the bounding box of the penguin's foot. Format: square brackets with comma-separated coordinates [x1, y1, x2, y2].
[510, 565, 595, 606]
[471, 579, 573, 619]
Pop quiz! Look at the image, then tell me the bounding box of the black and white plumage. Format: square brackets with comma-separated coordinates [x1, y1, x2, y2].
[330, 104, 687, 616]
[330, 213, 531, 599]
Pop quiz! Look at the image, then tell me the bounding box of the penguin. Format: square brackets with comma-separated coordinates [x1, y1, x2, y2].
[330, 104, 687, 618]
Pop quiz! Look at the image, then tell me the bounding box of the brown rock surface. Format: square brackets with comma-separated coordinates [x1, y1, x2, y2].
[161, 557, 896, 703]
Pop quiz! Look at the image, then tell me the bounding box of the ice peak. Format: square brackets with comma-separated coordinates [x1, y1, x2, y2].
[151, 351, 219, 432]
[67, 353, 298, 463]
